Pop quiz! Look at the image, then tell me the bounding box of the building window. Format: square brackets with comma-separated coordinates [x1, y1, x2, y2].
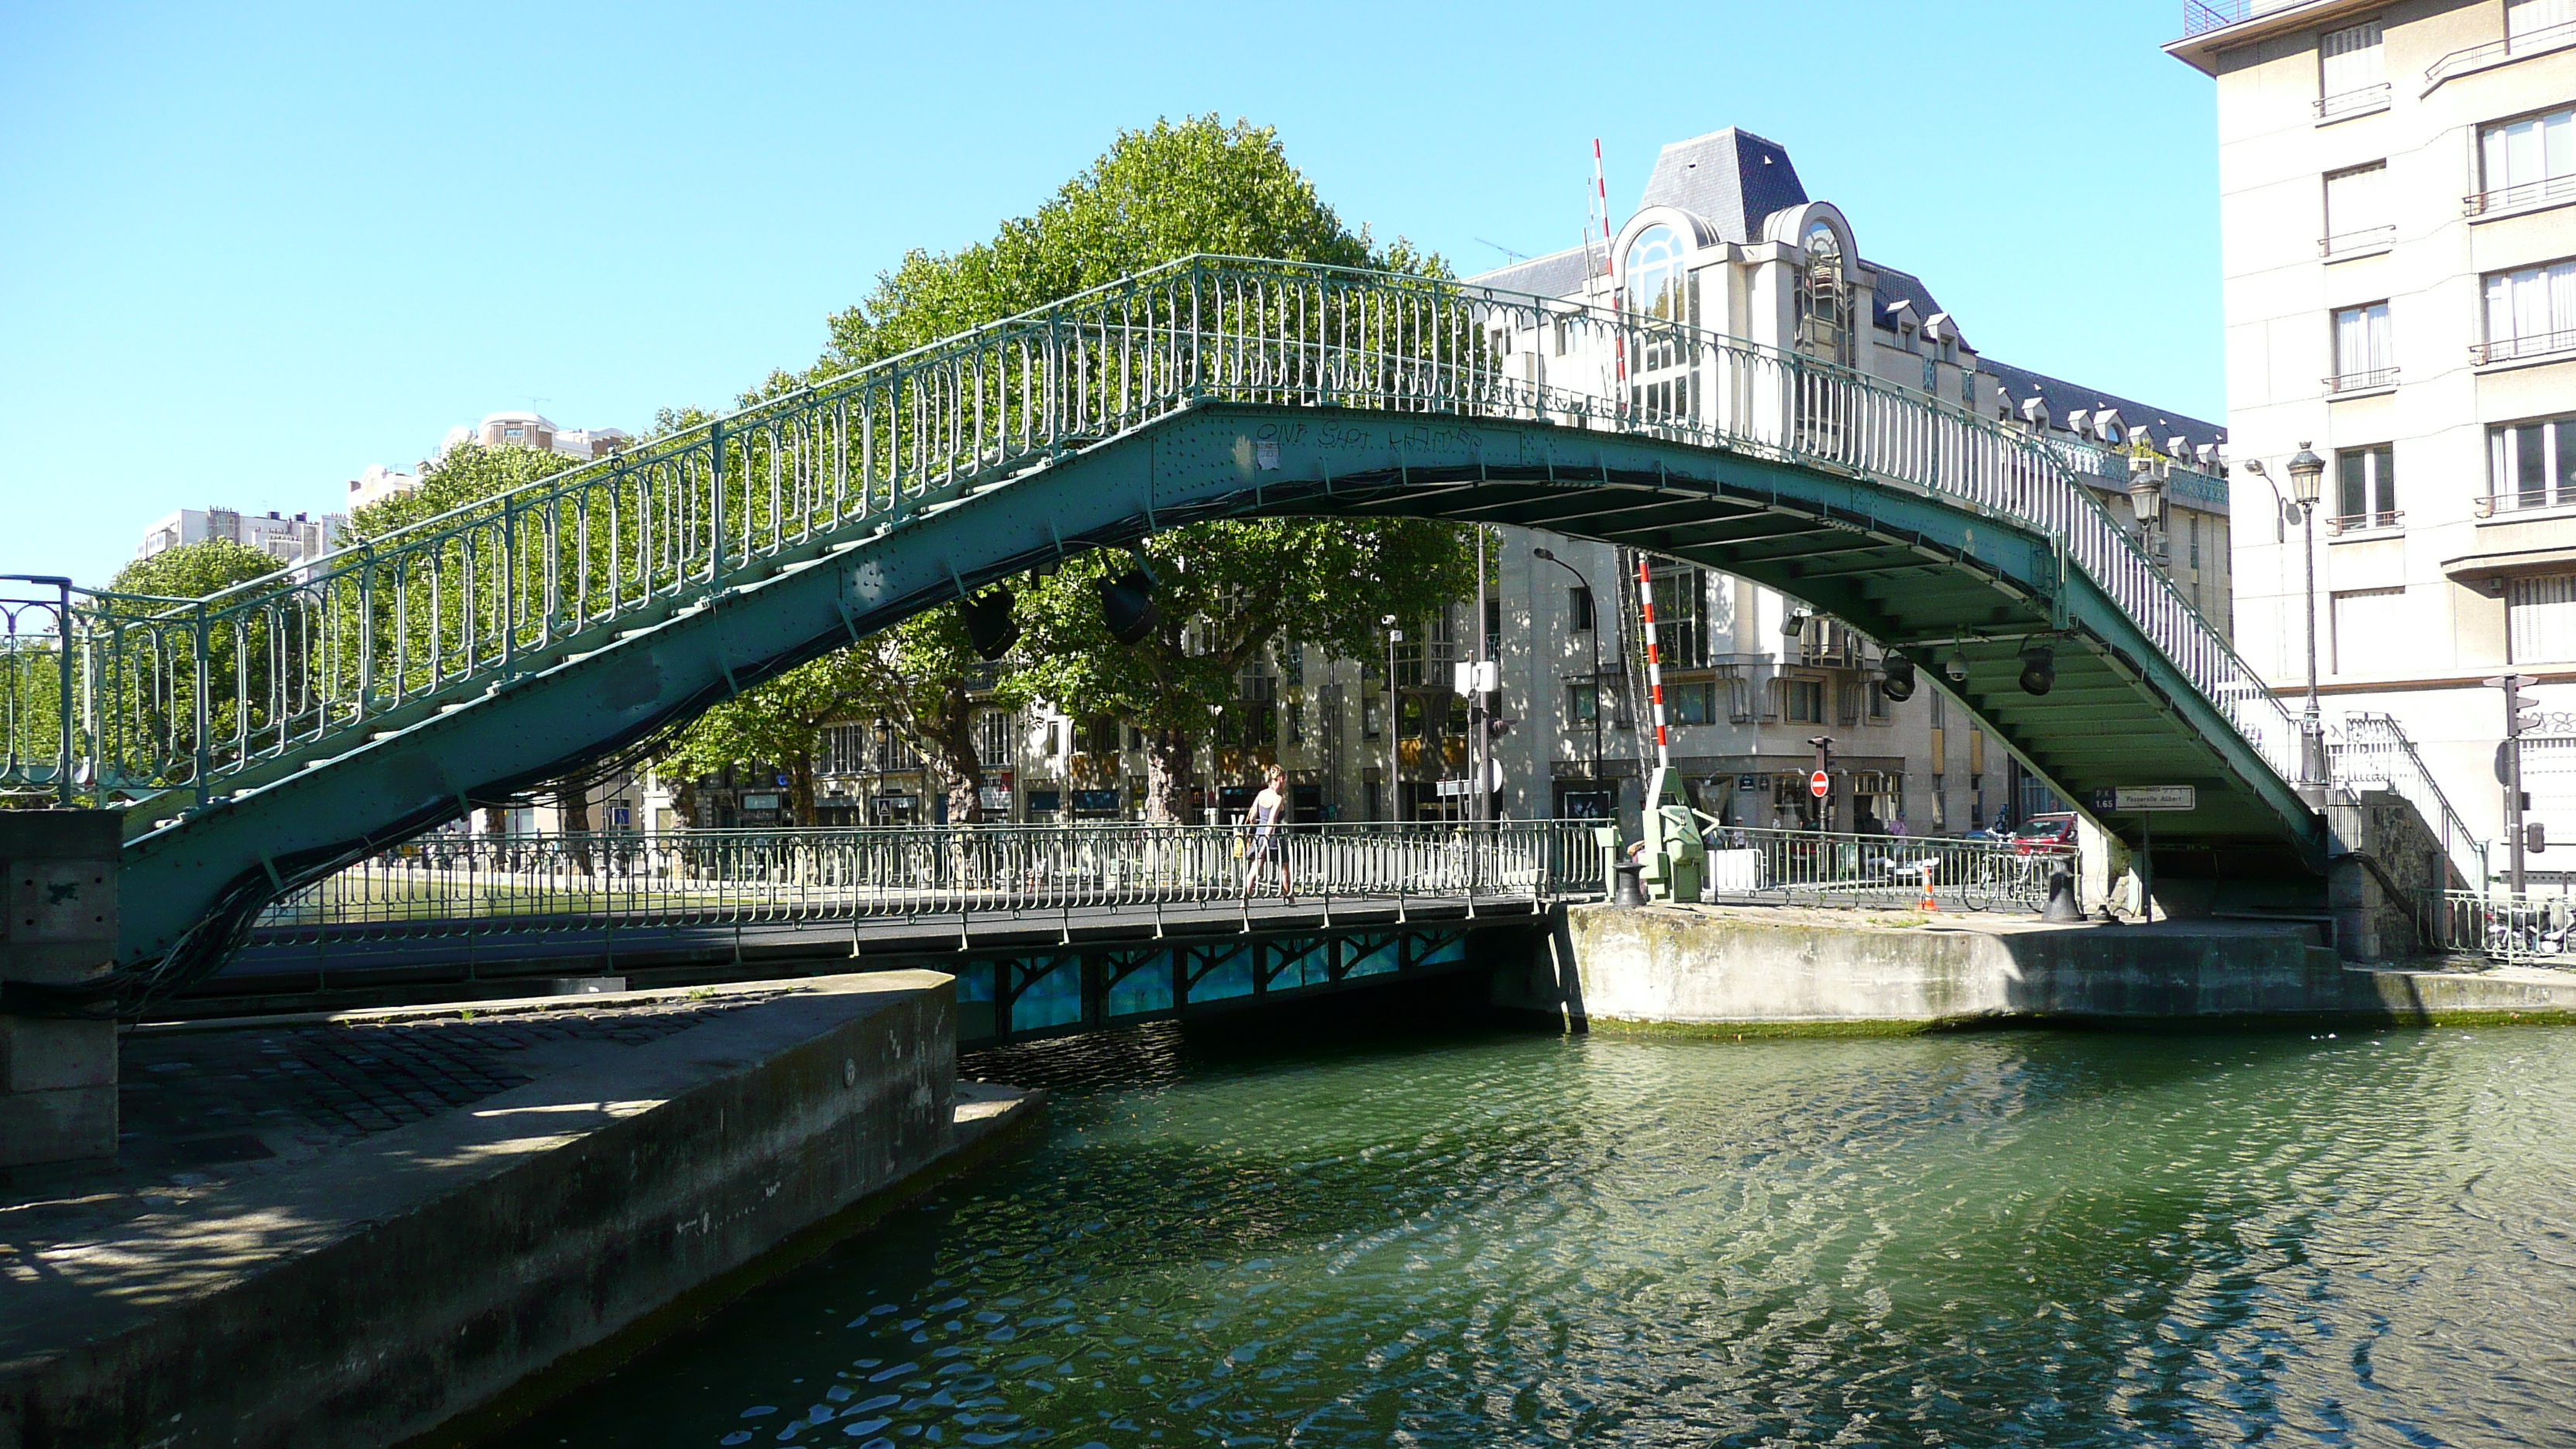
[1484, 598, 1502, 659]
[2332, 587, 2407, 673]
[2188, 512, 2203, 569]
[2509, 0, 2576, 51]
[1795, 221, 1852, 367]
[2331, 302, 2395, 390]
[1930, 693, 1946, 728]
[1647, 565, 1708, 667]
[1783, 677, 1824, 724]
[2334, 444, 2398, 529]
[2489, 413, 2576, 510]
[977, 711, 1012, 765]
[1867, 680, 1891, 721]
[1568, 585, 1595, 632]
[1286, 702, 1305, 746]
[1362, 694, 1384, 739]
[2511, 573, 2576, 663]
[1567, 680, 1599, 722]
[2317, 19, 2389, 120]
[1666, 681, 1716, 726]
[1624, 224, 1695, 416]
[2480, 259, 2576, 363]
[2323, 162, 2393, 255]
[2476, 107, 2575, 214]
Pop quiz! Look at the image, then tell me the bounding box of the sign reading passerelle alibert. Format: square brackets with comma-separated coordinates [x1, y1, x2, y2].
[2088, 786, 2197, 813]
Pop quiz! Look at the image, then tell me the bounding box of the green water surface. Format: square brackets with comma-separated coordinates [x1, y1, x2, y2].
[495, 1019, 2576, 1447]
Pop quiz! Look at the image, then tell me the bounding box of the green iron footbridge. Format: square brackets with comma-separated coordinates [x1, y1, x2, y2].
[0, 255, 2327, 993]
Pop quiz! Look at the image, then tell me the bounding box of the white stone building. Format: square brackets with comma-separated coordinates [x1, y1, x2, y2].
[2168, 0, 2576, 862]
[135, 505, 346, 567]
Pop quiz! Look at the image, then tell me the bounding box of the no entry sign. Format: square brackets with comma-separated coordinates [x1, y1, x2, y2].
[1809, 769, 1831, 798]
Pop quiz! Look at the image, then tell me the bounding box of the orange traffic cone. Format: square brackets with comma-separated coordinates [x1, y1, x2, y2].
[1919, 873, 1938, 912]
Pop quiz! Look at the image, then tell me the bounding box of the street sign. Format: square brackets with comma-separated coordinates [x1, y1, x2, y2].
[1809, 769, 1831, 798]
[1436, 762, 1504, 796]
[2087, 785, 2197, 813]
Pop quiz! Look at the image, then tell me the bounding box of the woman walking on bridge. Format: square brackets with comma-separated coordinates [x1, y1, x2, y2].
[1242, 765, 1294, 903]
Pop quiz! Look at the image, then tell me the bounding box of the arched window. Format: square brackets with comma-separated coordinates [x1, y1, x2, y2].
[1622, 224, 1695, 420]
[1624, 224, 1688, 324]
[1795, 221, 1851, 368]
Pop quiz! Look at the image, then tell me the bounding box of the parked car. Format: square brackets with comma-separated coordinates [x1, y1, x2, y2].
[2011, 813, 2078, 855]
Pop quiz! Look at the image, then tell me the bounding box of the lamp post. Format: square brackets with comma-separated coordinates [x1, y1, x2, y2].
[2126, 454, 2167, 563]
[1382, 614, 1402, 822]
[1533, 546, 1605, 810]
[2287, 442, 2328, 807]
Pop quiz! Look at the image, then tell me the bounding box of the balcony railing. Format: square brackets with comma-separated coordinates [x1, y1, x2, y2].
[2425, 17, 2576, 93]
[2180, 0, 2307, 39]
[2316, 83, 2393, 122]
[2467, 173, 2576, 217]
[2474, 329, 2576, 366]
[2325, 365, 2400, 392]
[2476, 488, 2576, 517]
[2324, 509, 2403, 535]
[2321, 224, 2396, 257]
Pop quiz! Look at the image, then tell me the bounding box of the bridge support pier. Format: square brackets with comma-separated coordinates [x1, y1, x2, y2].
[1, 811, 121, 1168]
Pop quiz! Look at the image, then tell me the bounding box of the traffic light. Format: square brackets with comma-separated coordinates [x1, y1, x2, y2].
[2017, 646, 2055, 696]
[1098, 568, 1160, 646]
[1879, 655, 1917, 703]
[2530, 821, 2550, 855]
[959, 587, 1019, 660]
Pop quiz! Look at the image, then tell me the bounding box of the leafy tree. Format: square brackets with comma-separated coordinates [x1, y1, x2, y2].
[110, 538, 284, 598]
[789, 115, 1471, 820]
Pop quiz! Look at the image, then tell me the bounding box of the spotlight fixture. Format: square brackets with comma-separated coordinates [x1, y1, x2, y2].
[1879, 655, 1917, 703]
[1099, 568, 1161, 646]
[959, 587, 1019, 660]
[1944, 648, 1970, 683]
[1781, 610, 1811, 638]
[2017, 646, 2056, 697]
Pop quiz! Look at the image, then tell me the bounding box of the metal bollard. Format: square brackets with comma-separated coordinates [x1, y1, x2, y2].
[1611, 859, 1648, 907]
[2041, 863, 2084, 922]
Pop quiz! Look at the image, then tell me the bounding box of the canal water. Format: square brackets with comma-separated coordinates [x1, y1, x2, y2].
[497, 1017, 2576, 1447]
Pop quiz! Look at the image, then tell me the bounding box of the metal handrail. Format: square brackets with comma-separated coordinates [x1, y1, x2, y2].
[1698, 823, 2078, 912]
[251, 820, 1604, 940]
[2329, 712, 2489, 889]
[2, 255, 2302, 820]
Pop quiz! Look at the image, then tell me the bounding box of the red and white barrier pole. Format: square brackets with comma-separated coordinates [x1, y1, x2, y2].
[1636, 553, 1670, 772]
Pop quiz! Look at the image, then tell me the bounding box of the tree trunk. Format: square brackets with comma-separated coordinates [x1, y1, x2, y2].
[1145, 728, 1197, 823]
[790, 752, 817, 825]
[557, 784, 593, 875]
[927, 678, 984, 825]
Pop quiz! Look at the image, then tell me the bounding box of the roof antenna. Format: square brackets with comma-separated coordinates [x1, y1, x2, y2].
[1475, 237, 1530, 262]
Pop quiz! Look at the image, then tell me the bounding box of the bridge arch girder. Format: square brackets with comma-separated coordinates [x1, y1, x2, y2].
[116, 402, 2320, 973]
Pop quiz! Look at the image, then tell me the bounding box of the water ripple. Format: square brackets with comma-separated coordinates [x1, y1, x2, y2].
[497, 1025, 2576, 1447]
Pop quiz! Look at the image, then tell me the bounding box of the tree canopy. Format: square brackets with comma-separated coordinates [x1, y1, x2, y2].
[111, 538, 286, 599]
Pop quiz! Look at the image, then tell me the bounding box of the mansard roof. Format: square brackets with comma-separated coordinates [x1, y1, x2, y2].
[1636, 128, 1810, 244]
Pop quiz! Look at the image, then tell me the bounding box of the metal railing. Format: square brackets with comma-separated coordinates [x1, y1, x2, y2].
[2466, 172, 2576, 217]
[2179, 1, 2304, 39]
[0, 255, 2300, 830]
[1698, 824, 2078, 912]
[2474, 329, 2576, 366]
[2316, 84, 2393, 122]
[2321, 224, 2396, 257]
[2434, 889, 2576, 965]
[250, 820, 1603, 942]
[2326, 365, 2400, 392]
[2328, 713, 2489, 889]
[2427, 18, 2576, 93]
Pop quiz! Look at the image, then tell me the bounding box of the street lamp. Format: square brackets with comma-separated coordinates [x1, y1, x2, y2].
[1533, 546, 1605, 807]
[2126, 454, 2167, 562]
[2287, 442, 2328, 807]
[1382, 614, 1402, 821]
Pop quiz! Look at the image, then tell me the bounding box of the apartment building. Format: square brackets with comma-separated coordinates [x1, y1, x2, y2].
[1464, 128, 2232, 833]
[2169, 0, 2576, 851]
[135, 505, 346, 566]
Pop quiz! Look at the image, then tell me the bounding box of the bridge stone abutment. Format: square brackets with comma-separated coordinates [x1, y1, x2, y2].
[1, 811, 121, 1167]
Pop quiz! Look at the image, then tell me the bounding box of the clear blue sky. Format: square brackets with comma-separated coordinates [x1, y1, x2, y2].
[0, 2, 2219, 590]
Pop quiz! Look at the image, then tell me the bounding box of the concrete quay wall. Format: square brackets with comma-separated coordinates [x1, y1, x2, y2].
[0, 972, 989, 1449]
[1552, 905, 2576, 1032]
